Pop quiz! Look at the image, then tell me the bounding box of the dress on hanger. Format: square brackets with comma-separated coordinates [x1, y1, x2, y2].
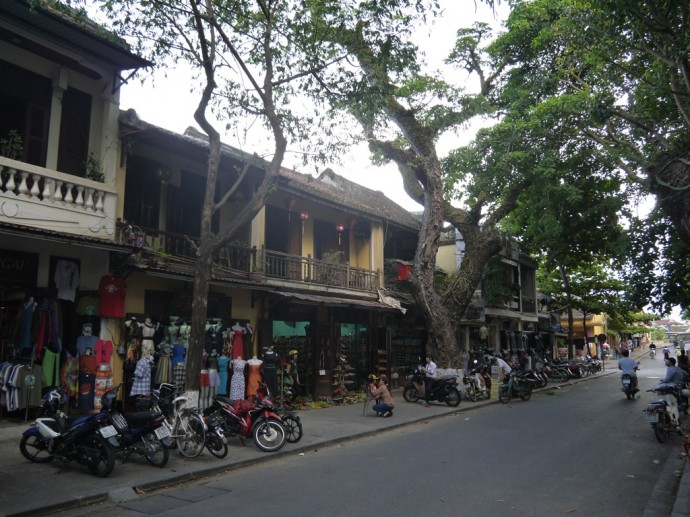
[217, 355, 231, 396]
[157, 342, 172, 384]
[246, 358, 263, 398]
[171, 344, 186, 368]
[230, 357, 247, 400]
[262, 349, 278, 396]
[231, 327, 245, 359]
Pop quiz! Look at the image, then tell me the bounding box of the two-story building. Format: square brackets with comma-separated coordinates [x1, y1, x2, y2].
[0, 0, 425, 411]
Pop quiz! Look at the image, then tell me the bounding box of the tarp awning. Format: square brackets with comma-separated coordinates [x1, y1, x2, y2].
[276, 291, 400, 312]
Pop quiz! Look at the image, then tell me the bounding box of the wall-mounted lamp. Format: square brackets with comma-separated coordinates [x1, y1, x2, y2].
[335, 223, 345, 245]
[300, 211, 310, 233]
[156, 167, 172, 184]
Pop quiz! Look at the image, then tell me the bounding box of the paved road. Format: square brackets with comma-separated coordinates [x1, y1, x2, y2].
[54, 353, 684, 517]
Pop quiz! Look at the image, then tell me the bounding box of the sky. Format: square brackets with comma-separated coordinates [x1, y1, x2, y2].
[110, 1, 508, 212]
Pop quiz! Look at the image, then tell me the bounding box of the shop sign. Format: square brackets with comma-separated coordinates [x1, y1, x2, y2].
[0, 249, 38, 286]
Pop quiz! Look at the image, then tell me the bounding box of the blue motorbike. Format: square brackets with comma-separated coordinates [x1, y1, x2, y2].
[20, 389, 116, 477]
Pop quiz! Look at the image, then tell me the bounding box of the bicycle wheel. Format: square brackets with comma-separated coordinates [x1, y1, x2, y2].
[173, 411, 206, 458]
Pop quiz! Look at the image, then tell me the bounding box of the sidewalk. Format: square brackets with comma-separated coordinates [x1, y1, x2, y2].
[0, 351, 686, 516]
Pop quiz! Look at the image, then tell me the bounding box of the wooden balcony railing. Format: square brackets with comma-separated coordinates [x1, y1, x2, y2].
[114, 226, 379, 292]
[262, 248, 379, 292]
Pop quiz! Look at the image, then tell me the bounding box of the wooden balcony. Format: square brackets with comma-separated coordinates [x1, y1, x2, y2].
[115, 226, 380, 292]
[0, 157, 117, 239]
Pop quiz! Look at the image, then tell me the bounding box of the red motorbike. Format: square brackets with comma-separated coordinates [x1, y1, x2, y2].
[206, 383, 286, 452]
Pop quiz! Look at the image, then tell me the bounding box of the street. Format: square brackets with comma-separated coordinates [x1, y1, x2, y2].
[55, 353, 684, 517]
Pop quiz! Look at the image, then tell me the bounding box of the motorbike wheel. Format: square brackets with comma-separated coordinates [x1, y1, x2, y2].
[81, 433, 115, 478]
[445, 387, 462, 407]
[174, 412, 206, 458]
[143, 434, 170, 467]
[539, 374, 548, 388]
[467, 385, 478, 402]
[554, 369, 570, 382]
[519, 384, 533, 401]
[403, 386, 420, 403]
[282, 414, 303, 443]
[253, 418, 286, 452]
[205, 432, 228, 459]
[19, 434, 54, 463]
[653, 415, 669, 443]
[498, 386, 511, 404]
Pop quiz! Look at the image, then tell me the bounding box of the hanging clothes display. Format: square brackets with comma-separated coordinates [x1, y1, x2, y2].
[130, 356, 154, 397]
[54, 259, 80, 302]
[230, 323, 245, 359]
[262, 346, 278, 396]
[246, 357, 263, 398]
[156, 341, 172, 384]
[98, 275, 126, 318]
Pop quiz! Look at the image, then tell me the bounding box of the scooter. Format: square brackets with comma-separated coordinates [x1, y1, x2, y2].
[650, 347, 656, 359]
[498, 371, 533, 403]
[100, 385, 172, 467]
[621, 373, 638, 400]
[462, 361, 490, 401]
[644, 383, 687, 442]
[19, 389, 116, 477]
[402, 367, 462, 407]
[210, 382, 286, 452]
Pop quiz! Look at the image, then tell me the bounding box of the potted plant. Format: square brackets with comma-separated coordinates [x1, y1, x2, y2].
[249, 260, 268, 282]
[0, 130, 24, 186]
[83, 153, 105, 182]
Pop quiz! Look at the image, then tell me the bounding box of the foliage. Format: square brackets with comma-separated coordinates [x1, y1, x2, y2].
[83, 153, 105, 182]
[0, 130, 24, 160]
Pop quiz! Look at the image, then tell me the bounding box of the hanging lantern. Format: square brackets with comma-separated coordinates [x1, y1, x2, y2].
[300, 211, 310, 233]
[285, 198, 296, 221]
[335, 223, 345, 245]
[348, 218, 357, 231]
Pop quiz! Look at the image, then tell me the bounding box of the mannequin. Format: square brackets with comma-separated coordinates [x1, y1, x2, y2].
[231, 322, 245, 359]
[246, 355, 263, 398]
[179, 322, 191, 345]
[230, 355, 247, 401]
[262, 345, 278, 396]
[141, 317, 156, 357]
[167, 320, 180, 343]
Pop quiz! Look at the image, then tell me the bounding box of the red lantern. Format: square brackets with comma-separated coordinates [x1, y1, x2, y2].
[300, 211, 309, 233]
[285, 198, 296, 221]
[335, 223, 345, 245]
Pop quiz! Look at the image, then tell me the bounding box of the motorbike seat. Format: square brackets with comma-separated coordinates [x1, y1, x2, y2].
[434, 375, 457, 383]
[216, 395, 233, 405]
[123, 410, 162, 426]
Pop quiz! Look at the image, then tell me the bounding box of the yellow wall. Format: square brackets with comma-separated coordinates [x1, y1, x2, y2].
[436, 242, 456, 274]
[371, 222, 384, 284]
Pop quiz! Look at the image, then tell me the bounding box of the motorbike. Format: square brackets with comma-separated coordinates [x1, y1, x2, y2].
[209, 382, 286, 452]
[100, 385, 172, 467]
[621, 370, 639, 400]
[19, 389, 116, 477]
[202, 408, 229, 458]
[498, 371, 533, 403]
[644, 383, 688, 442]
[650, 347, 656, 359]
[462, 362, 490, 401]
[403, 367, 462, 407]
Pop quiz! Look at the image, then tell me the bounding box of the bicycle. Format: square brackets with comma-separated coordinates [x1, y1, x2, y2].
[152, 384, 206, 458]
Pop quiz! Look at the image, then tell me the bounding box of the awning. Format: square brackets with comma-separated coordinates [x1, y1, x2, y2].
[276, 291, 400, 312]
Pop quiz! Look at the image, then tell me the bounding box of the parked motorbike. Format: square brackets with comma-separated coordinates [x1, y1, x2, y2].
[462, 362, 490, 402]
[100, 385, 172, 467]
[498, 371, 533, 403]
[644, 383, 688, 442]
[210, 382, 286, 452]
[403, 368, 462, 407]
[202, 408, 229, 458]
[19, 389, 115, 477]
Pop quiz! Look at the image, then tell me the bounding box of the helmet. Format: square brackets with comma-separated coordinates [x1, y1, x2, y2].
[368, 373, 379, 382]
[289, 349, 298, 356]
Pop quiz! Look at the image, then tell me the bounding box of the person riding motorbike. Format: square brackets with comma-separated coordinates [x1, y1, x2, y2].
[618, 350, 639, 392]
[663, 346, 670, 361]
[649, 342, 657, 358]
[420, 354, 437, 408]
[663, 357, 689, 386]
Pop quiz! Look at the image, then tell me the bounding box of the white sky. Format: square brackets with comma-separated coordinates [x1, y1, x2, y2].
[112, 1, 508, 211]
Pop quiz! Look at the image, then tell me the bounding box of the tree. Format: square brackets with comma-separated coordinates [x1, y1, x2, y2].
[484, 0, 690, 312]
[97, 0, 336, 397]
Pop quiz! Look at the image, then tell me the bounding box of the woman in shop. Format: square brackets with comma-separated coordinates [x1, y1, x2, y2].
[286, 349, 301, 398]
